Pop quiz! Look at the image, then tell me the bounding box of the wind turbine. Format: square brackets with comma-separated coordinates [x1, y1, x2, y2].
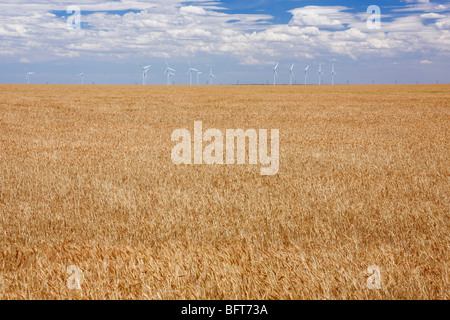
[331, 64, 337, 85]
[209, 67, 216, 85]
[318, 63, 324, 85]
[79, 72, 85, 85]
[164, 60, 176, 85]
[272, 63, 279, 85]
[187, 60, 198, 85]
[25, 68, 35, 84]
[289, 63, 295, 85]
[196, 71, 202, 85]
[167, 72, 175, 85]
[304, 65, 309, 85]
[140, 65, 151, 85]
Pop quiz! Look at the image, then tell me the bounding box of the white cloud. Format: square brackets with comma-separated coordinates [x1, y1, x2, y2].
[288, 6, 352, 29]
[395, 1, 448, 12]
[420, 13, 445, 18]
[332, 28, 366, 41]
[368, 38, 390, 49]
[435, 14, 450, 29]
[420, 59, 433, 63]
[179, 6, 207, 15]
[0, 0, 449, 67]
[240, 56, 263, 65]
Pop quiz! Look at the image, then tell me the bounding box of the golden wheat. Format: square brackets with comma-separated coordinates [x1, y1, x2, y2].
[0, 84, 448, 299]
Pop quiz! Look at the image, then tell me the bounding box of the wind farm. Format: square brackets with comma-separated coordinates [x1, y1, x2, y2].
[17, 60, 348, 86]
[2, 57, 449, 303]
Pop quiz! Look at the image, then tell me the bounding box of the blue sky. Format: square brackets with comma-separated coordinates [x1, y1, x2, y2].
[0, 0, 449, 85]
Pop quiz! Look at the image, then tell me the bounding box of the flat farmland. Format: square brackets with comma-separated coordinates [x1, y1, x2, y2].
[0, 84, 448, 299]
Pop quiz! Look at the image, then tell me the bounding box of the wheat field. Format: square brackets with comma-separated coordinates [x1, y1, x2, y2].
[0, 84, 448, 299]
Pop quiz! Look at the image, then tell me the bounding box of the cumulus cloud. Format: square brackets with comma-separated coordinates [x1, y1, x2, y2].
[395, 0, 448, 12]
[288, 6, 352, 29]
[0, 0, 449, 66]
[435, 14, 450, 29]
[179, 6, 207, 15]
[420, 12, 445, 18]
[332, 28, 366, 41]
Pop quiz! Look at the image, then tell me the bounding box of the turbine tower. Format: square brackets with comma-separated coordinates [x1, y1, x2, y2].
[272, 63, 279, 85]
[331, 64, 337, 85]
[187, 60, 198, 85]
[289, 63, 295, 85]
[318, 63, 323, 85]
[167, 72, 175, 85]
[196, 71, 202, 85]
[304, 65, 309, 85]
[209, 67, 216, 85]
[140, 65, 151, 85]
[25, 68, 35, 84]
[79, 72, 84, 85]
[164, 60, 176, 85]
